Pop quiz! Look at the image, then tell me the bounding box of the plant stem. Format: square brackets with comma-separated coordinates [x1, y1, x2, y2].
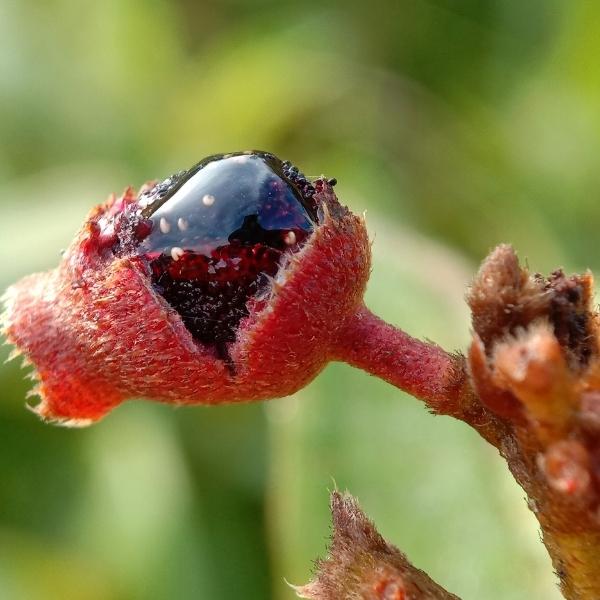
[332, 305, 465, 413]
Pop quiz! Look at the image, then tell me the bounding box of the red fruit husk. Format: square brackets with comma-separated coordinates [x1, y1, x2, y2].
[2, 182, 370, 425]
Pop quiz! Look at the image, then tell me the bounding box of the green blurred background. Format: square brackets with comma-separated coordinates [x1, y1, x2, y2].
[4, 1, 600, 598]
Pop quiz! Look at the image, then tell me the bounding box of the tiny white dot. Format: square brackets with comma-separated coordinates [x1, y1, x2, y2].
[170, 246, 184, 261]
[177, 217, 189, 231]
[159, 217, 171, 234]
[202, 194, 216, 206]
[284, 231, 297, 245]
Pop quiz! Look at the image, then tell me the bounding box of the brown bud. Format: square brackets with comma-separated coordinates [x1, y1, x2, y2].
[493, 322, 575, 444]
[538, 440, 591, 498]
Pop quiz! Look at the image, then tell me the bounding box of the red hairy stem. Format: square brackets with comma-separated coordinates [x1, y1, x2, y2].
[333, 305, 465, 413]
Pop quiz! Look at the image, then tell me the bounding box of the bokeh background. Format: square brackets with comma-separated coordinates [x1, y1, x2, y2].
[3, 1, 600, 598]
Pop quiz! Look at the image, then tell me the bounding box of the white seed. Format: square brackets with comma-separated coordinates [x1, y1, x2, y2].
[177, 217, 189, 231]
[202, 194, 215, 206]
[284, 231, 297, 245]
[139, 195, 156, 209]
[159, 217, 171, 234]
[170, 246, 184, 261]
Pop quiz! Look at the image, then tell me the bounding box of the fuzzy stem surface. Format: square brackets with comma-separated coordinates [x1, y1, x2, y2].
[333, 305, 465, 413]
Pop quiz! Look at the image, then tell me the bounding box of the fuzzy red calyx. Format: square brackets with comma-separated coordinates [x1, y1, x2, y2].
[2, 171, 370, 425]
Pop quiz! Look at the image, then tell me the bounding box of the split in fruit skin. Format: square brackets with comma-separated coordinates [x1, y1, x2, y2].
[115, 151, 320, 353]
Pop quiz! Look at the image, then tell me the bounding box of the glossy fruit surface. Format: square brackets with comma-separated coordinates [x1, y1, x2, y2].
[134, 152, 317, 348]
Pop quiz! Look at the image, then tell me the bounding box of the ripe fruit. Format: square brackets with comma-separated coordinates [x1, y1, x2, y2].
[2, 151, 370, 425]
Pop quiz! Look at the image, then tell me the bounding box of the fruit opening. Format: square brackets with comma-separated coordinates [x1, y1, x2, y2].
[116, 151, 320, 357]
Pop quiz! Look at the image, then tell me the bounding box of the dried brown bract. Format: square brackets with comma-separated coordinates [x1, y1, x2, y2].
[295, 491, 459, 600]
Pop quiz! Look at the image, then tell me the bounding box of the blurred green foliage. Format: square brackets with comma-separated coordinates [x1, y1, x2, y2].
[4, 1, 599, 598]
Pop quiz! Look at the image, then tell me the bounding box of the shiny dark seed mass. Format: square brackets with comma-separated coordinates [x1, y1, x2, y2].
[131, 151, 318, 350]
